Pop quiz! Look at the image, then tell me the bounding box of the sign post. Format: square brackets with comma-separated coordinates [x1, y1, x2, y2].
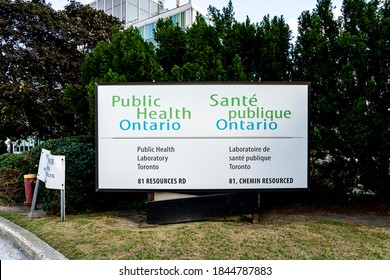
[29, 149, 66, 221]
[28, 178, 41, 219]
[29, 149, 50, 219]
[45, 155, 66, 221]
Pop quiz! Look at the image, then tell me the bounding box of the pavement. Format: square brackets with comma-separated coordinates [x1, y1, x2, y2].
[0, 205, 68, 260]
[0, 231, 29, 260]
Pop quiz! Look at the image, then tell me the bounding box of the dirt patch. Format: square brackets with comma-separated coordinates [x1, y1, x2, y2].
[114, 205, 390, 229]
[1, 203, 389, 228]
[257, 204, 390, 228]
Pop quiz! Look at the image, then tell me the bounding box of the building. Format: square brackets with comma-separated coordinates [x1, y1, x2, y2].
[88, 0, 165, 26]
[87, 0, 209, 43]
[5, 138, 42, 154]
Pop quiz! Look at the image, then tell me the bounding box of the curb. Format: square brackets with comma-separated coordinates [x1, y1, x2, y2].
[0, 217, 68, 260]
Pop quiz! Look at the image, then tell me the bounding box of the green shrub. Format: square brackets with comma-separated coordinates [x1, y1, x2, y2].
[0, 135, 145, 214]
[0, 167, 25, 205]
[0, 152, 35, 173]
[0, 140, 7, 154]
[26, 135, 97, 213]
[0, 153, 35, 205]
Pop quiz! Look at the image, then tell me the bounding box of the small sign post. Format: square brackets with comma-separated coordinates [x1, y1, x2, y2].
[29, 149, 66, 221]
[45, 155, 66, 221]
[29, 149, 50, 219]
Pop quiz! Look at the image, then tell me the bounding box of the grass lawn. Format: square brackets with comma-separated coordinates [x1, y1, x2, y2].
[1, 207, 389, 260]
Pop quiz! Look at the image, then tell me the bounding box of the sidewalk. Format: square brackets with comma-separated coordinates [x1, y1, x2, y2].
[0, 205, 67, 260]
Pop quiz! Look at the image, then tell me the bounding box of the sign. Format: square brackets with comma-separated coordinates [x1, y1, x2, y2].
[96, 83, 309, 191]
[36, 149, 65, 190]
[45, 155, 65, 190]
[31, 149, 66, 221]
[37, 148, 51, 181]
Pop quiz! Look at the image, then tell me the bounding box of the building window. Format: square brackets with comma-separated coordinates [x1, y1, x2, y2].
[170, 12, 186, 28]
[145, 23, 156, 40]
[98, 0, 104, 10]
[146, 37, 156, 45]
[114, 4, 121, 19]
[171, 14, 179, 26]
[122, 0, 126, 20]
[140, 9, 150, 21]
[127, 4, 138, 23]
[139, 26, 145, 38]
[106, 0, 112, 10]
[89, 1, 97, 9]
[181, 12, 186, 27]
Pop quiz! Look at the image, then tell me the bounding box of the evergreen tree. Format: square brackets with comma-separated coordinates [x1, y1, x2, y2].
[82, 26, 162, 128]
[154, 18, 186, 79]
[171, 14, 225, 81]
[255, 15, 293, 81]
[293, 0, 389, 198]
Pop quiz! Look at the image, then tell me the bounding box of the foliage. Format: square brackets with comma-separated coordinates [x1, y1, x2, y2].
[0, 0, 122, 140]
[0, 140, 6, 154]
[255, 15, 292, 81]
[0, 151, 38, 205]
[154, 1, 292, 82]
[0, 167, 24, 205]
[154, 18, 186, 78]
[207, 0, 292, 81]
[81, 0, 388, 201]
[156, 13, 227, 81]
[181, 14, 225, 81]
[25, 136, 96, 213]
[293, 0, 389, 198]
[0, 136, 144, 213]
[1, 0, 388, 204]
[0, 152, 35, 173]
[82, 26, 162, 128]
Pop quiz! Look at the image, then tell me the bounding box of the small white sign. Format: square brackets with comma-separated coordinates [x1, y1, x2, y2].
[45, 155, 65, 190]
[37, 148, 51, 181]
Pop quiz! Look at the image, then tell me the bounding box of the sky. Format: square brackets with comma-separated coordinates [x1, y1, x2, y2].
[49, 0, 344, 38]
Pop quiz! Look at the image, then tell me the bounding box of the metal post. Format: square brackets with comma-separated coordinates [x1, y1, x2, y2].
[60, 189, 65, 222]
[147, 192, 155, 202]
[252, 192, 261, 224]
[29, 178, 40, 219]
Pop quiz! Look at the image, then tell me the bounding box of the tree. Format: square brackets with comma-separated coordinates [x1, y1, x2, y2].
[208, 0, 292, 81]
[207, 0, 236, 73]
[228, 18, 257, 79]
[154, 18, 186, 79]
[0, 0, 122, 140]
[82, 26, 162, 127]
[170, 14, 225, 81]
[293, 0, 389, 199]
[337, 0, 389, 197]
[255, 15, 293, 81]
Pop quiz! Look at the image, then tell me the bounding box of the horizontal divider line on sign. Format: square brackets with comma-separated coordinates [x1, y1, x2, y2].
[100, 136, 303, 140]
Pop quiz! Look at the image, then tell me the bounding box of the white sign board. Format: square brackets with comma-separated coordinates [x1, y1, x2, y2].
[33, 149, 66, 221]
[36, 149, 65, 190]
[96, 83, 309, 191]
[45, 155, 65, 190]
[37, 148, 51, 181]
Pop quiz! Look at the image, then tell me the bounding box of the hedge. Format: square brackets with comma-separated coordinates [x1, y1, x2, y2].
[0, 136, 145, 213]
